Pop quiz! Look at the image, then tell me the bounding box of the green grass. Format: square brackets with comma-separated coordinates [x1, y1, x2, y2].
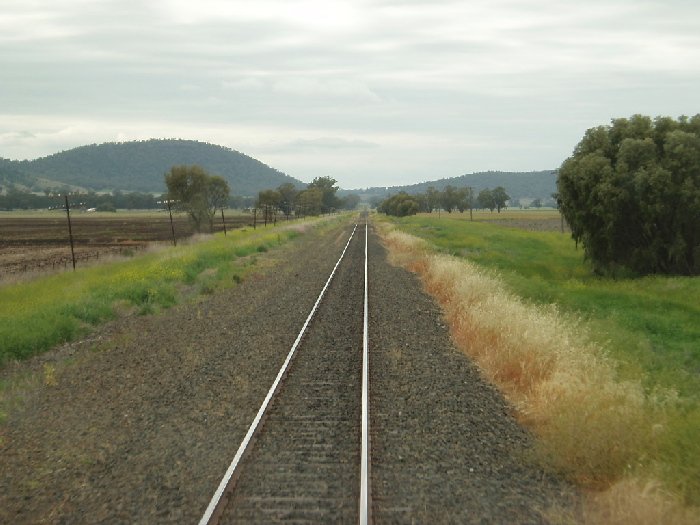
[385, 212, 700, 504]
[0, 225, 303, 364]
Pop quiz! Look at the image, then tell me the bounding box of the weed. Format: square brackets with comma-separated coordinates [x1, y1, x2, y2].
[43, 364, 57, 387]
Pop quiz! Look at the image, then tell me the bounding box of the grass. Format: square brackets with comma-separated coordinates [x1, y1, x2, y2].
[0, 221, 315, 365]
[377, 212, 700, 520]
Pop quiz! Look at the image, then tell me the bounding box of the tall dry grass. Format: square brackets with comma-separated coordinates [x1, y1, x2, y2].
[379, 226, 698, 524]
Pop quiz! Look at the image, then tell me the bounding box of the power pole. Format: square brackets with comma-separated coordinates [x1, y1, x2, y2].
[64, 194, 76, 270]
[166, 200, 177, 246]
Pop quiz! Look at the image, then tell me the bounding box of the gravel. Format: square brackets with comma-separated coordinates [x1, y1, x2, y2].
[0, 218, 577, 524]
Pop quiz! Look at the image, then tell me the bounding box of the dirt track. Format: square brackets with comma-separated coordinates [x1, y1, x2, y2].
[0, 218, 576, 523]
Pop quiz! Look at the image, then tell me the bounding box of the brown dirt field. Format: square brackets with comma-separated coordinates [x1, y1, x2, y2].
[0, 214, 251, 278]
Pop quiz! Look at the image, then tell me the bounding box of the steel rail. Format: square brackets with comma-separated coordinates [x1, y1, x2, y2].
[359, 220, 371, 525]
[198, 223, 359, 525]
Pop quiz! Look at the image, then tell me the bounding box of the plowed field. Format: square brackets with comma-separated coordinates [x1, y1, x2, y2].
[0, 213, 250, 278]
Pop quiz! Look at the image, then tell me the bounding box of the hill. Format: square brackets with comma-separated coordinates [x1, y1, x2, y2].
[349, 170, 558, 205]
[1, 139, 303, 195]
[0, 158, 37, 190]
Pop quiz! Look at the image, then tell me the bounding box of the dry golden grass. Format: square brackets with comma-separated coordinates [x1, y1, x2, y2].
[378, 225, 698, 524]
[580, 478, 700, 525]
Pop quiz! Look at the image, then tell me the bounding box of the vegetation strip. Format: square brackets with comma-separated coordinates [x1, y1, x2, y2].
[377, 215, 699, 522]
[0, 219, 336, 365]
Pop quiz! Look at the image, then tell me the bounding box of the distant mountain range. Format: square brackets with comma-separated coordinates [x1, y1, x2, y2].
[1, 138, 557, 203]
[0, 139, 303, 196]
[347, 170, 558, 204]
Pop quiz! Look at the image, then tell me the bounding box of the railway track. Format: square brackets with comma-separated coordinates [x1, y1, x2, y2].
[200, 220, 371, 524]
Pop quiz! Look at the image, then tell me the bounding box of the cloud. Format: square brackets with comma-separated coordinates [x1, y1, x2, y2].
[271, 78, 381, 103]
[262, 137, 380, 153]
[1, 0, 699, 187]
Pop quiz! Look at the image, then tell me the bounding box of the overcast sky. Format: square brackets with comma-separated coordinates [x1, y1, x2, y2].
[1, 0, 699, 188]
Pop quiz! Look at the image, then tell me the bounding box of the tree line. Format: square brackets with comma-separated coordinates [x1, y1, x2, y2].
[255, 176, 360, 217]
[163, 167, 362, 233]
[377, 185, 510, 217]
[0, 187, 162, 211]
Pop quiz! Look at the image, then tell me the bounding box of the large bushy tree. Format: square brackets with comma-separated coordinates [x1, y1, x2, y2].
[307, 176, 341, 212]
[491, 186, 510, 212]
[377, 192, 420, 217]
[165, 165, 230, 232]
[557, 114, 700, 275]
[477, 189, 495, 211]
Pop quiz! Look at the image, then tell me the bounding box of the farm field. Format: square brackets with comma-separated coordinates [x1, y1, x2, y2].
[469, 208, 570, 233]
[382, 210, 700, 510]
[0, 210, 253, 278]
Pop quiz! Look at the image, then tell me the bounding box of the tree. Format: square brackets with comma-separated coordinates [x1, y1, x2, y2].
[477, 189, 495, 211]
[455, 187, 474, 215]
[296, 188, 323, 215]
[164, 165, 230, 232]
[491, 186, 510, 212]
[207, 175, 230, 230]
[425, 186, 440, 213]
[307, 176, 340, 212]
[257, 189, 281, 208]
[440, 185, 460, 213]
[277, 182, 298, 216]
[378, 192, 420, 217]
[557, 114, 700, 275]
[256, 189, 281, 224]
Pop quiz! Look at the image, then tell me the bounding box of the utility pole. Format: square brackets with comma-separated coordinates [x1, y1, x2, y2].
[221, 208, 227, 236]
[64, 194, 76, 271]
[165, 200, 177, 246]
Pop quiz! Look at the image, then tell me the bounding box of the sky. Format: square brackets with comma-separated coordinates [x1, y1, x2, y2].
[1, 0, 699, 189]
